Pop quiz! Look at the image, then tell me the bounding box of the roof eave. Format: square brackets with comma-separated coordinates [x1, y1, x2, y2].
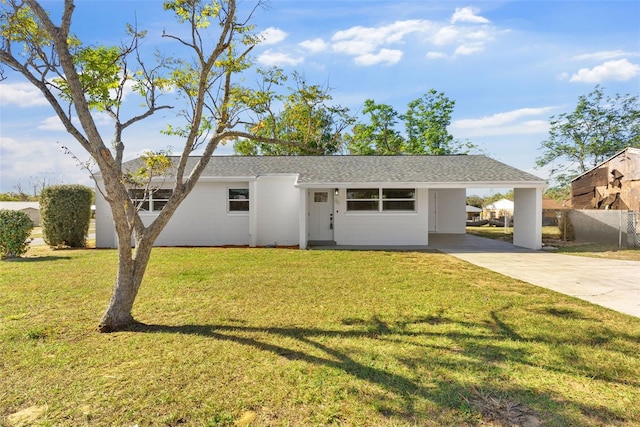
[296, 180, 547, 189]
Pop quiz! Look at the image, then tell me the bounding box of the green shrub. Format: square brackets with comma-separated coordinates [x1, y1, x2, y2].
[0, 209, 34, 258]
[40, 185, 93, 248]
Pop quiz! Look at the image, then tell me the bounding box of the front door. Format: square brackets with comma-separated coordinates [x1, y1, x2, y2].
[308, 190, 334, 242]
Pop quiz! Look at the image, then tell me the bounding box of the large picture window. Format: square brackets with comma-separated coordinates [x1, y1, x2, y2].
[228, 188, 249, 212]
[346, 188, 415, 212]
[129, 189, 173, 212]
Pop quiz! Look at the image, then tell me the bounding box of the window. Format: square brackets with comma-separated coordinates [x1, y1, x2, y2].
[346, 189, 379, 211]
[382, 188, 415, 211]
[229, 188, 249, 212]
[129, 189, 173, 212]
[314, 192, 328, 203]
[346, 188, 415, 212]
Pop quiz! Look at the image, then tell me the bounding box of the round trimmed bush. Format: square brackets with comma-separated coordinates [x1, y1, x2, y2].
[40, 185, 93, 248]
[0, 209, 34, 258]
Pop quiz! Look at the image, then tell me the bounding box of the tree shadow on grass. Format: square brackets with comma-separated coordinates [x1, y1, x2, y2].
[124, 309, 638, 425]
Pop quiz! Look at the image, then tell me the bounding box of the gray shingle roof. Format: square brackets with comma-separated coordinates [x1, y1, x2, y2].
[121, 155, 545, 185]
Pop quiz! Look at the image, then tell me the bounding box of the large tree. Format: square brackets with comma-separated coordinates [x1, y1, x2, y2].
[234, 69, 354, 155]
[344, 99, 404, 155]
[347, 89, 478, 155]
[0, 0, 311, 332]
[537, 86, 640, 185]
[403, 89, 455, 155]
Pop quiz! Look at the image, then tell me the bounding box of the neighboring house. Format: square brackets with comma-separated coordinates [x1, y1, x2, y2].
[483, 198, 514, 220]
[542, 198, 570, 226]
[95, 155, 547, 250]
[571, 147, 640, 211]
[0, 201, 40, 226]
[465, 205, 482, 221]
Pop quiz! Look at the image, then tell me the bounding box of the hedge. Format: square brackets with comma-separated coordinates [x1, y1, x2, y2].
[40, 185, 93, 248]
[0, 209, 34, 258]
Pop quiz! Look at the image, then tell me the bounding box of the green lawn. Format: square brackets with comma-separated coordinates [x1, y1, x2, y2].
[2, 247, 639, 426]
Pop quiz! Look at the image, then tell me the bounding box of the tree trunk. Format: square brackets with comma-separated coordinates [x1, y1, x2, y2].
[98, 232, 153, 332]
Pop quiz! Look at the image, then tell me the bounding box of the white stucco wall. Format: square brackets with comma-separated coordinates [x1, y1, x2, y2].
[94, 182, 114, 248]
[95, 181, 252, 248]
[428, 189, 466, 234]
[253, 175, 300, 246]
[156, 181, 251, 246]
[332, 188, 429, 245]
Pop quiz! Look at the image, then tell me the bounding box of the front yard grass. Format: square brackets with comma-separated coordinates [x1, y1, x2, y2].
[2, 247, 639, 426]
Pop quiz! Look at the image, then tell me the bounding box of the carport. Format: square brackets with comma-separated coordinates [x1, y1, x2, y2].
[291, 156, 548, 251]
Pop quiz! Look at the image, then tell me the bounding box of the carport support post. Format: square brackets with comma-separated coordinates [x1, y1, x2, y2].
[298, 188, 308, 249]
[513, 187, 543, 250]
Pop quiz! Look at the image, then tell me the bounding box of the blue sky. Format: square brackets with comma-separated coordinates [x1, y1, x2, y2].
[1, 0, 639, 194]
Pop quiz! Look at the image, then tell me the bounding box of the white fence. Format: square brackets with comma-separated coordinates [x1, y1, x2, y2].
[566, 210, 639, 248]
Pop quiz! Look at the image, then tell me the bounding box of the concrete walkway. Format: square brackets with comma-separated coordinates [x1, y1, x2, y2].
[428, 234, 640, 318]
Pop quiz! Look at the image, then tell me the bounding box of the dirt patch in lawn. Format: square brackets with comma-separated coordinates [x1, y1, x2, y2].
[468, 389, 543, 427]
[7, 405, 48, 426]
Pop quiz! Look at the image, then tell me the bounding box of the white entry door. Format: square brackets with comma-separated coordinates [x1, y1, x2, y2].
[308, 190, 334, 241]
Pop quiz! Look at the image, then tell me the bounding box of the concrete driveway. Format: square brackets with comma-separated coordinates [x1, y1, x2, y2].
[428, 234, 640, 318]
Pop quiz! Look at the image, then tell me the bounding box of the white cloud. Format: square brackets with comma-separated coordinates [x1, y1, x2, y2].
[290, 13, 501, 66]
[454, 43, 485, 56]
[454, 120, 550, 138]
[0, 83, 48, 107]
[426, 51, 448, 60]
[569, 59, 640, 83]
[572, 50, 638, 61]
[430, 22, 499, 57]
[259, 27, 288, 45]
[38, 116, 66, 131]
[451, 107, 555, 137]
[0, 136, 92, 191]
[256, 49, 304, 67]
[467, 29, 493, 41]
[454, 107, 556, 129]
[111, 78, 138, 101]
[299, 38, 328, 53]
[330, 19, 430, 65]
[451, 7, 490, 25]
[37, 112, 112, 132]
[355, 49, 403, 66]
[432, 26, 459, 46]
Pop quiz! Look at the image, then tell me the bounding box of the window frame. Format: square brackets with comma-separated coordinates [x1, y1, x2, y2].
[128, 188, 173, 213]
[381, 188, 416, 211]
[346, 188, 416, 213]
[346, 188, 379, 212]
[228, 187, 250, 213]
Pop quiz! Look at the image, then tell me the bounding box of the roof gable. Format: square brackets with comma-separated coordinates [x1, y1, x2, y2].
[485, 199, 514, 210]
[571, 147, 640, 182]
